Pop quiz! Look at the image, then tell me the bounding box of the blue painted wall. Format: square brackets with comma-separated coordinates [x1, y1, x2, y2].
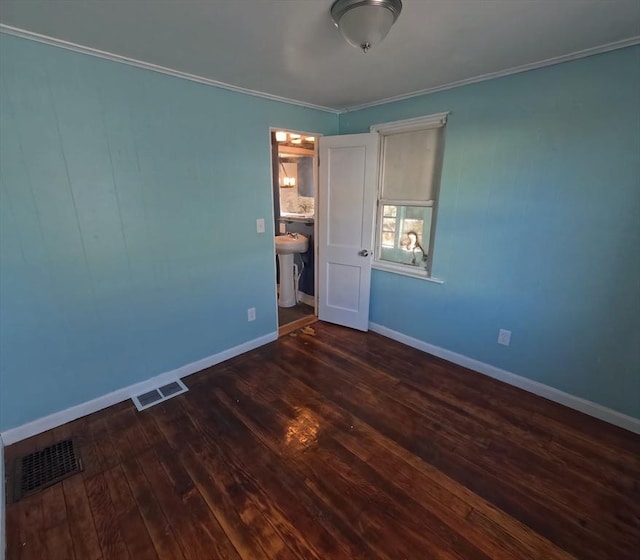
[339, 46, 640, 418]
[0, 35, 337, 431]
[1, 34, 638, 432]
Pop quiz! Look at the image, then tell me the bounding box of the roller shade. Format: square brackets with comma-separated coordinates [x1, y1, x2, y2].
[381, 126, 443, 202]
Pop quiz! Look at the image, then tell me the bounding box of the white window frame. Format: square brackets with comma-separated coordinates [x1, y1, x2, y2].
[370, 112, 448, 283]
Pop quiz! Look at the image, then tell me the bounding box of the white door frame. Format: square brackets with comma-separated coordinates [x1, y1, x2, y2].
[268, 127, 322, 326]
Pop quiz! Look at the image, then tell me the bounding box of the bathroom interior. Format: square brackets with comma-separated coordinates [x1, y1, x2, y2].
[271, 130, 318, 331]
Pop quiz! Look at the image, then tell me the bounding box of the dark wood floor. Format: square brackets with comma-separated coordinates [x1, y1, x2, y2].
[5, 322, 640, 559]
[277, 302, 314, 326]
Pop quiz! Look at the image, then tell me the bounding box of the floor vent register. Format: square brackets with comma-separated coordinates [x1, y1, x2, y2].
[11, 439, 83, 502]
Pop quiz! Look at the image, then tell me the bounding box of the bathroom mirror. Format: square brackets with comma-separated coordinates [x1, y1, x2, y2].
[296, 156, 314, 197]
[278, 149, 315, 218]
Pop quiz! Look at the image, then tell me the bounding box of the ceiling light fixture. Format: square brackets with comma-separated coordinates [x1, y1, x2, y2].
[280, 161, 296, 187]
[331, 0, 402, 53]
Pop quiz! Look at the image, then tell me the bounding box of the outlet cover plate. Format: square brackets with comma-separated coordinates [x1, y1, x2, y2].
[498, 329, 511, 346]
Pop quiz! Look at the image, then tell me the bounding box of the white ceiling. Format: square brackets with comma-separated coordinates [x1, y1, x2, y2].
[1, 0, 638, 111]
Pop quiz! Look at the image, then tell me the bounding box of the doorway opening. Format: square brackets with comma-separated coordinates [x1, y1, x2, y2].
[270, 129, 319, 335]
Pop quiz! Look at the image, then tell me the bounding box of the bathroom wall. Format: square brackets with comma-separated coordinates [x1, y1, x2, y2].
[0, 34, 338, 431]
[339, 45, 640, 418]
[281, 220, 315, 297]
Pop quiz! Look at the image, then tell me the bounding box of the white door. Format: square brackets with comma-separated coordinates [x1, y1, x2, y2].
[318, 133, 379, 331]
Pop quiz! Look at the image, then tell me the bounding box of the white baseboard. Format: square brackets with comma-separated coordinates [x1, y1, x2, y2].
[0, 434, 5, 560]
[0, 331, 278, 446]
[369, 322, 640, 435]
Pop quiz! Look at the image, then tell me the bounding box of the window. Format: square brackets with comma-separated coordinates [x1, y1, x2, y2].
[372, 113, 447, 279]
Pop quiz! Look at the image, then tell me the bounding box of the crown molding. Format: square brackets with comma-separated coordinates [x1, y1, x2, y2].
[2, 24, 638, 116]
[0, 24, 340, 114]
[341, 36, 640, 113]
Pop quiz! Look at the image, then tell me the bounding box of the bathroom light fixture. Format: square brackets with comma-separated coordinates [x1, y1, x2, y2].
[289, 133, 301, 139]
[291, 138, 302, 144]
[330, 0, 402, 53]
[280, 161, 296, 188]
[305, 136, 315, 142]
[275, 131, 287, 142]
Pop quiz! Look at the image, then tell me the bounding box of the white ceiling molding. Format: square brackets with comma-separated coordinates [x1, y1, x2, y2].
[1, 0, 639, 109]
[0, 24, 340, 114]
[342, 36, 640, 113]
[1, 23, 638, 114]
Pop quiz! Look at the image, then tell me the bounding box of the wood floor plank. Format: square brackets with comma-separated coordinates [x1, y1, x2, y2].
[43, 520, 76, 560]
[161, 438, 288, 559]
[5, 498, 22, 560]
[120, 457, 185, 560]
[61, 475, 102, 560]
[103, 407, 148, 464]
[150, 404, 295, 560]
[208, 377, 465, 560]
[84, 473, 130, 559]
[184, 382, 386, 560]
[274, 331, 632, 559]
[17, 492, 48, 560]
[103, 464, 159, 560]
[136, 447, 242, 560]
[135, 408, 166, 447]
[159, 430, 286, 558]
[179, 392, 371, 560]
[224, 367, 484, 555]
[232, 362, 568, 560]
[84, 417, 120, 475]
[40, 484, 67, 531]
[5, 321, 638, 559]
[231, 356, 575, 560]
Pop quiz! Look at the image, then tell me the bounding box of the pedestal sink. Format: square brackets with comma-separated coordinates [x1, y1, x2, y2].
[275, 234, 308, 308]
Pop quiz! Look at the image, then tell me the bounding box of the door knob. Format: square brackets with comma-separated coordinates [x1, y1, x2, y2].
[358, 249, 369, 257]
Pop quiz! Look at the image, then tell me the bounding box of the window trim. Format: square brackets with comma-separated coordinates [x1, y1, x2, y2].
[370, 112, 449, 135]
[372, 259, 445, 284]
[370, 112, 448, 281]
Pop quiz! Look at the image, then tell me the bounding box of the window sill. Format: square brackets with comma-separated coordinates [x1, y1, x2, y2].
[279, 216, 314, 224]
[372, 260, 445, 284]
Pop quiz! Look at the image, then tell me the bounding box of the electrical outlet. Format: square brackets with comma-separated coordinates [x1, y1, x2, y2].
[497, 329, 511, 346]
[247, 307, 256, 321]
[256, 218, 265, 233]
[279, 222, 286, 234]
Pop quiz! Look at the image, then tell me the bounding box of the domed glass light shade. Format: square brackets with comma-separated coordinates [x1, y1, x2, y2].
[331, 0, 403, 53]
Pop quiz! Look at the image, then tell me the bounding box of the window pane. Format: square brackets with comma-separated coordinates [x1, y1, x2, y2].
[382, 218, 396, 232]
[381, 232, 395, 247]
[405, 206, 427, 220]
[383, 204, 397, 217]
[379, 206, 432, 268]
